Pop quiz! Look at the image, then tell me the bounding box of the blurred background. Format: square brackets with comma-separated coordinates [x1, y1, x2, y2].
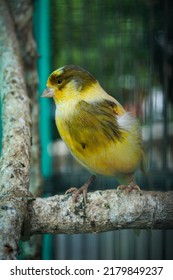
[33, 0, 172, 259]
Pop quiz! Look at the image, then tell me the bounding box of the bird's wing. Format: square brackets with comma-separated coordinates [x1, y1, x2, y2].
[66, 99, 126, 146]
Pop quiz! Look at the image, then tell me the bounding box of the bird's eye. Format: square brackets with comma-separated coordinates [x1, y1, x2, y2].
[57, 78, 63, 84]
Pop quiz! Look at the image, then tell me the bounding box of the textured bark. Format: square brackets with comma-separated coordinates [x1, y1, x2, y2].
[8, 0, 42, 197]
[0, 0, 31, 259]
[28, 190, 173, 235]
[8, 0, 42, 259]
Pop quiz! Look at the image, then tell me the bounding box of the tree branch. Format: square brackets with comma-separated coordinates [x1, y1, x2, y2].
[8, 0, 43, 259]
[8, 0, 42, 196]
[0, 0, 31, 259]
[28, 190, 173, 235]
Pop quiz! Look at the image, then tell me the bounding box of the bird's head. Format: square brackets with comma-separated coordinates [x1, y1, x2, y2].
[41, 65, 97, 103]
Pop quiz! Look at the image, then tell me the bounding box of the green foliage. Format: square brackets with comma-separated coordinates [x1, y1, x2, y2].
[51, 0, 151, 99]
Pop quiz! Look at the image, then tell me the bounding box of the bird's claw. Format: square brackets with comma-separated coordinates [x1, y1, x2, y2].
[117, 181, 140, 193]
[65, 175, 96, 204]
[65, 187, 83, 203]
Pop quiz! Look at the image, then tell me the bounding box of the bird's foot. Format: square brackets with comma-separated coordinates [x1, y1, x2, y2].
[65, 175, 96, 204]
[117, 180, 140, 193]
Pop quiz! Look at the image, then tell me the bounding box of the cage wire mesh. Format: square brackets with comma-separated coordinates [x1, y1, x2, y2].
[45, 0, 173, 259]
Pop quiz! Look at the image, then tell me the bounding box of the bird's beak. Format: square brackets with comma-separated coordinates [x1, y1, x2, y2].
[41, 87, 55, 98]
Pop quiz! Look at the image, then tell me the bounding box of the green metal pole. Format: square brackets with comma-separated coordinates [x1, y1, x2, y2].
[34, 0, 52, 178]
[34, 0, 53, 260]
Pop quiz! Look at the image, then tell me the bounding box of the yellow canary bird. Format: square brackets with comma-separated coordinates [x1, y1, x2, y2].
[42, 65, 146, 200]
